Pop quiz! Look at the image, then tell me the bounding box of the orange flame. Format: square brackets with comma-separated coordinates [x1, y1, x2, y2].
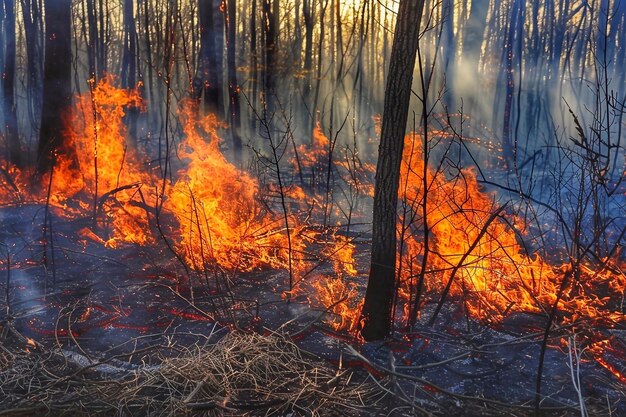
[166, 100, 307, 275]
[51, 75, 151, 245]
[396, 133, 625, 327]
[0, 80, 623, 380]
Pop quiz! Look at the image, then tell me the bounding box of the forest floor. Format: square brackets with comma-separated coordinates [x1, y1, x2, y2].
[0, 204, 625, 416]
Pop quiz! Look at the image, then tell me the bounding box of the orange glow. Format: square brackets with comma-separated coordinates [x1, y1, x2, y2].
[165, 100, 308, 275]
[297, 124, 329, 170]
[0, 80, 623, 380]
[310, 233, 361, 332]
[0, 162, 28, 205]
[51, 75, 151, 246]
[312, 275, 363, 332]
[395, 133, 625, 329]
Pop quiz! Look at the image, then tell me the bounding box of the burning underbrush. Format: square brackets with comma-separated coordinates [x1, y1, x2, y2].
[0, 78, 625, 414]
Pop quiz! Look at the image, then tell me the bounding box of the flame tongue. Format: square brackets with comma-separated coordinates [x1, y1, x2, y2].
[50, 75, 151, 245]
[395, 133, 625, 331]
[166, 100, 306, 275]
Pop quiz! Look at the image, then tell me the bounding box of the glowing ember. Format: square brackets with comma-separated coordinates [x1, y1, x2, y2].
[309, 233, 361, 332]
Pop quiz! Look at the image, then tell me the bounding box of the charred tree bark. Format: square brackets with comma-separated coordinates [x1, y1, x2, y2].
[142, 0, 154, 113]
[86, 0, 98, 78]
[360, 0, 424, 341]
[249, 0, 258, 128]
[441, 0, 455, 110]
[213, 0, 224, 115]
[500, 0, 524, 167]
[302, 0, 313, 97]
[37, 0, 73, 174]
[2, 0, 21, 166]
[262, 0, 278, 112]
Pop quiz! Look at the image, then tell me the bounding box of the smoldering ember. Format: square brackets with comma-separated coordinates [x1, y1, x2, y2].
[0, 0, 625, 416]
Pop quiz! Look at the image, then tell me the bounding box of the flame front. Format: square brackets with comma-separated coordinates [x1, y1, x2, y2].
[0, 80, 624, 381]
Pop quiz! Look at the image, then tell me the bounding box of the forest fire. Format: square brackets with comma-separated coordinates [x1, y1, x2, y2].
[0, 76, 623, 342]
[1, 0, 624, 414]
[0, 78, 624, 347]
[52, 76, 151, 246]
[167, 101, 308, 274]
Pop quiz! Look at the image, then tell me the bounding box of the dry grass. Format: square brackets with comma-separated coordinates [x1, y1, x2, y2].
[0, 324, 387, 416]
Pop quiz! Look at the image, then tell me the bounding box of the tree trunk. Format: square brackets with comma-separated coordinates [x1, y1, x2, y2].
[20, 0, 43, 139]
[122, 0, 138, 141]
[360, 0, 425, 341]
[193, 0, 223, 116]
[500, 0, 524, 167]
[212, 0, 224, 116]
[302, 0, 313, 97]
[249, 0, 258, 129]
[262, 0, 278, 111]
[37, 0, 73, 174]
[226, 0, 242, 159]
[2, 0, 21, 166]
[86, 0, 98, 78]
[441, 0, 455, 110]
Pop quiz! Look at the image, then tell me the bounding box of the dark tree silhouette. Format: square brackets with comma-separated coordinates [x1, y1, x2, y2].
[499, 0, 524, 167]
[226, 0, 242, 158]
[262, 0, 278, 111]
[86, 0, 98, 78]
[193, 0, 224, 116]
[37, 0, 73, 174]
[20, 0, 43, 133]
[2, 0, 21, 166]
[360, 0, 425, 341]
[121, 0, 138, 140]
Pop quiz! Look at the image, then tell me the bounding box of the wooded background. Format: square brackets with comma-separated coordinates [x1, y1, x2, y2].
[1, 0, 624, 171]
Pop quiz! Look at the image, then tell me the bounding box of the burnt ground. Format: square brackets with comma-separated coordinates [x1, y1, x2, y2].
[0, 204, 625, 416]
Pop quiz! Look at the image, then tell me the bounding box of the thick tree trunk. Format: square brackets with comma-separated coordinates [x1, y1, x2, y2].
[360, 0, 425, 341]
[2, 0, 21, 166]
[37, 0, 73, 174]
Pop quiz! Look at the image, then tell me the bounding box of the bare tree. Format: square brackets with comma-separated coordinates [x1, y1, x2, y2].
[360, 0, 425, 341]
[193, 0, 224, 116]
[2, 0, 21, 166]
[37, 0, 73, 174]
